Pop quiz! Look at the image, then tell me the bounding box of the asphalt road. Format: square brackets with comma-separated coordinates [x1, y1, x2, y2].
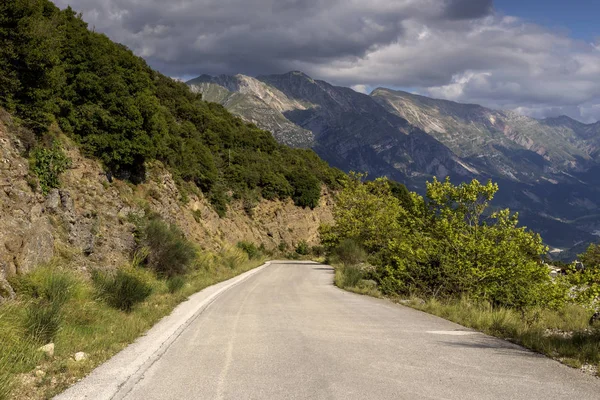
[121, 261, 600, 400]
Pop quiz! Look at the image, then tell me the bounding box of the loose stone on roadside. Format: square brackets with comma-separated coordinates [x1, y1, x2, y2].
[38, 343, 54, 357]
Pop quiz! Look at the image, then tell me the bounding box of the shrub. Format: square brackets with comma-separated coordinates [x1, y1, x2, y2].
[237, 241, 261, 259]
[142, 219, 197, 277]
[220, 248, 248, 269]
[335, 265, 364, 288]
[11, 266, 79, 307]
[29, 143, 71, 195]
[333, 239, 367, 266]
[167, 276, 186, 294]
[295, 240, 310, 255]
[24, 302, 62, 343]
[287, 169, 321, 209]
[92, 268, 153, 312]
[278, 241, 288, 252]
[311, 246, 325, 257]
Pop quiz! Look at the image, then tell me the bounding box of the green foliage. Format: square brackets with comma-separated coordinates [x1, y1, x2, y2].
[11, 266, 79, 307]
[0, 0, 342, 214]
[24, 301, 62, 343]
[166, 276, 186, 294]
[236, 241, 261, 260]
[29, 142, 71, 194]
[331, 239, 367, 266]
[92, 267, 153, 312]
[325, 175, 557, 311]
[139, 219, 197, 277]
[295, 240, 309, 256]
[287, 169, 321, 208]
[564, 244, 600, 308]
[311, 245, 325, 257]
[335, 265, 364, 288]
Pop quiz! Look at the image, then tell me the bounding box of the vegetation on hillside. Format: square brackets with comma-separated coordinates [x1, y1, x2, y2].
[0, 0, 343, 214]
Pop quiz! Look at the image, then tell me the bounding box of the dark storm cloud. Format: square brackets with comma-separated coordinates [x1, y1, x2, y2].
[53, 0, 600, 122]
[443, 0, 493, 20]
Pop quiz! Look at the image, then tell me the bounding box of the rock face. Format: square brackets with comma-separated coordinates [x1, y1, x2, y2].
[0, 111, 333, 298]
[188, 75, 315, 148]
[371, 88, 600, 182]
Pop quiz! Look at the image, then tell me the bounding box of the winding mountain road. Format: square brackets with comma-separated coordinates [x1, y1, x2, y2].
[59, 261, 600, 399]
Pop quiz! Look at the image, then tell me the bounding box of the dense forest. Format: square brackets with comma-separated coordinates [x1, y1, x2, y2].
[0, 0, 344, 215]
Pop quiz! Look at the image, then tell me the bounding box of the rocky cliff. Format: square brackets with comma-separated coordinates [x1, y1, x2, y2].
[0, 111, 333, 300]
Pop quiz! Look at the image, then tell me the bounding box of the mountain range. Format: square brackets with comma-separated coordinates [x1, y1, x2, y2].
[188, 72, 600, 258]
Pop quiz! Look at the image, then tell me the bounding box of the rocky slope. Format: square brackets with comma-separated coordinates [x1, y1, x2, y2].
[371, 88, 599, 182]
[0, 111, 333, 300]
[188, 75, 314, 148]
[189, 72, 476, 185]
[187, 72, 600, 255]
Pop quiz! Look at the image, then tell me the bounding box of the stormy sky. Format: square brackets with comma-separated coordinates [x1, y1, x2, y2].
[53, 0, 600, 123]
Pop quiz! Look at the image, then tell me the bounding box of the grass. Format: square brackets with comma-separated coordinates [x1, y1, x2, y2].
[334, 265, 381, 298]
[405, 297, 600, 375]
[0, 250, 265, 399]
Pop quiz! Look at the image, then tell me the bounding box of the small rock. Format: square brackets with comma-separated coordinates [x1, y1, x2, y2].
[38, 343, 54, 357]
[73, 351, 88, 362]
[45, 189, 61, 213]
[34, 369, 45, 378]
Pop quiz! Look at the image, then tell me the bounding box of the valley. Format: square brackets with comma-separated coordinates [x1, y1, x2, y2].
[189, 72, 600, 257]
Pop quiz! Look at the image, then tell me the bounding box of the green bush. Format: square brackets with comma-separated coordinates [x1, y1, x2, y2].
[237, 241, 261, 259]
[11, 266, 79, 307]
[311, 246, 325, 257]
[24, 301, 62, 343]
[166, 276, 186, 294]
[295, 240, 310, 255]
[29, 143, 71, 195]
[142, 219, 197, 277]
[92, 268, 153, 312]
[333, 239, 367, 266]
[335, 265, 364, 288]
[325, 175, 555, 311]
[287, 169, 321, 209]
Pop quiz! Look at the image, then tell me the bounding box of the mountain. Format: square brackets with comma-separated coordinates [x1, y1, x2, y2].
[371, 88, 599, 183]
[189, 72, 476, 186]
[187, 72, 600, 255]
[188, 74, 315, 148]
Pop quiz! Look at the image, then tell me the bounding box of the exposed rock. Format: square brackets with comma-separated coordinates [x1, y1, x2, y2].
[45, 189, 61, 213]
[16, 221, 54, 274]
[0, 278, 15, 301]
[0, 109, 333, 295]
[73, 352, 88, 362]
[38, 343, 54, 358]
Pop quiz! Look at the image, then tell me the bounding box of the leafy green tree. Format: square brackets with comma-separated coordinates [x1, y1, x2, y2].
[565, 244, 600, 308]
[0, 0, 341, 215]
[320, 173, 407, 253]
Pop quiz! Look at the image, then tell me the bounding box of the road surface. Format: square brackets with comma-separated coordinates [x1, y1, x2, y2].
[70, 261, 600, 399]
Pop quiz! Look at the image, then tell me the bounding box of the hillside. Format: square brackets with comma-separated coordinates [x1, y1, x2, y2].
[187, 72, 600, 254]
[0, 1, 343, 218]
[0, 109, 334, 301]
[0, 0, 347, 298]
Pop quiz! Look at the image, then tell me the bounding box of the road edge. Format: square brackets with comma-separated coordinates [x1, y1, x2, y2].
[54, 261, 271, 400]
